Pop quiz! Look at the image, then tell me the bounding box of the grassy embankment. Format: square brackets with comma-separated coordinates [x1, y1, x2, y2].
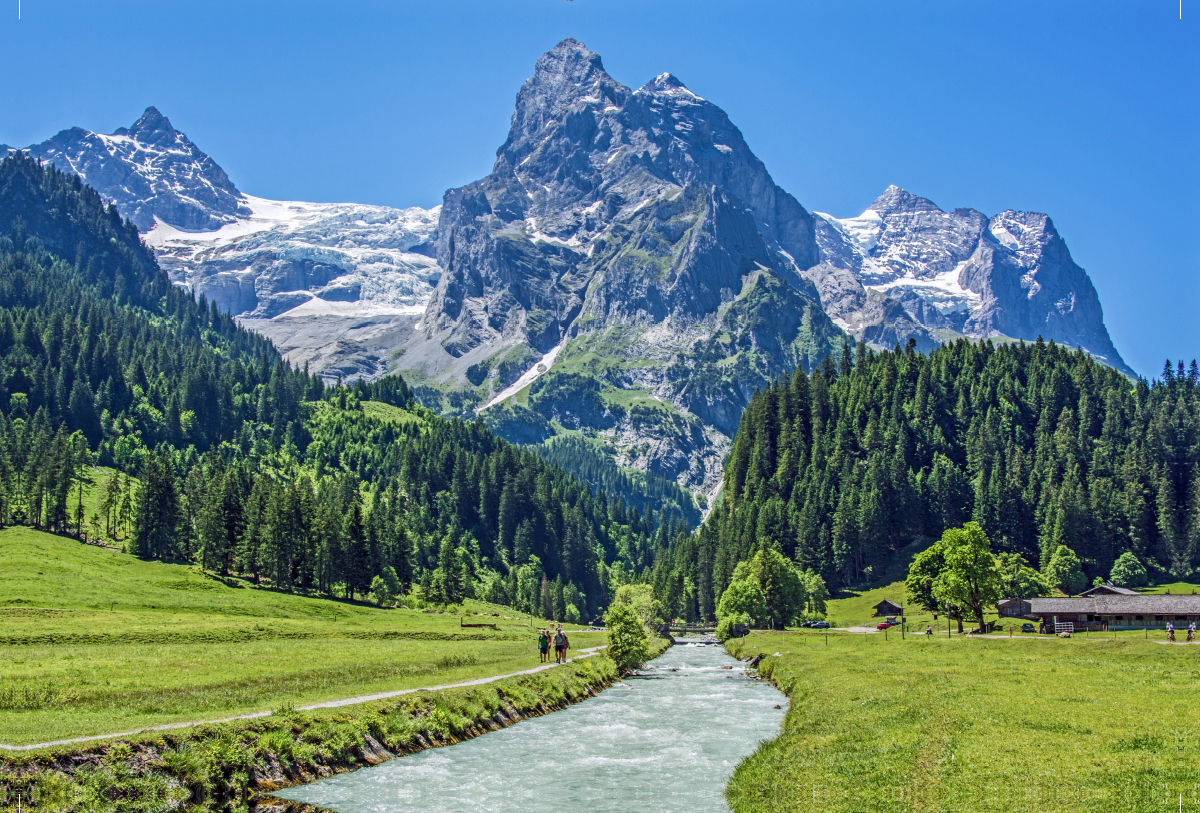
[0, 527, 596, 747]
[3, 650, 617, 812]
[724, 629, 1200, 812]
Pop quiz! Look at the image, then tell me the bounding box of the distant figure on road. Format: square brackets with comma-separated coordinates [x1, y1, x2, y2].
[1189, 622, 1196, 643]
[1167, 622, 1175, 642]
[538, 629, 550, 662]
[925, 626, 933, 636]
[554, 626, 569, 664]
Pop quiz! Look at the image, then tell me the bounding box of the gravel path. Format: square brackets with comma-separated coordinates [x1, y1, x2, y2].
[0, 646, 607, 752]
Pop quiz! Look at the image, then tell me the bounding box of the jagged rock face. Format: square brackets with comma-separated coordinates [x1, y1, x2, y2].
[812, 185, 1131, 374]
[412, 39, 844, 496]
[24, 107, 250, 232]
[426, 38, 822, 358]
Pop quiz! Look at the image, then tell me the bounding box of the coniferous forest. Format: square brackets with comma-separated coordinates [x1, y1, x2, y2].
[0, 152, 685, 624]
[651, 339, 1200, 622]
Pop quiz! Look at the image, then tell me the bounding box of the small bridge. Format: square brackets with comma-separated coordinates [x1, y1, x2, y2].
[660, 624, 717, 635]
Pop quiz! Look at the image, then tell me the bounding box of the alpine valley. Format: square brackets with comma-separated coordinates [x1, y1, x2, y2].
[8, 39, 1132, 510]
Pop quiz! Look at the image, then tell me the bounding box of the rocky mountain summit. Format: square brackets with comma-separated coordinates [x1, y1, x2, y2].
[811, 186, 1130, 374]
[404, 39, 847, 497]
[23, 107, 250, 232]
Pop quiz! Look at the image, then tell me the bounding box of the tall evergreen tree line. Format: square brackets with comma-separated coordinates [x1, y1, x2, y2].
[654, 338, 1199, 621]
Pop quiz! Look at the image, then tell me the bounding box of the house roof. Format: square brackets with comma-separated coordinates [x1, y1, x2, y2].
[996, 598, 1031, 606]
[872, 599, 903, 609]
[1029, 594, 1200, 615]
[1079, 584, 1140, 596]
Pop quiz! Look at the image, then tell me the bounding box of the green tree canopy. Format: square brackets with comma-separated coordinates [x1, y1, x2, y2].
[611, 584, 665, 628]
[996, 552, 1051, 601]
[1046, 545, 1087, 595]
[603, 602, 651, 672]
[716, 579, 768, 626]
[905, 541, 947, 614]
[932, 522, 1001, 631]
[1110, 552, 1148, 588]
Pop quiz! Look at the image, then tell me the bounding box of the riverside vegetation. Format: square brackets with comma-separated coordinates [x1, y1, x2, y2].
[2, 645, 618, 813]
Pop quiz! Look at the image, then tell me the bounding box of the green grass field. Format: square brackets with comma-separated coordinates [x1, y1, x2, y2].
[0, 527, 596, 747]
[726, 630, 1200, 812]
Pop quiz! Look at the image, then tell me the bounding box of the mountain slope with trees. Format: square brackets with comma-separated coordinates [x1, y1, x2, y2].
[0, 152, 681, 623]
[652, 337, 1198, 621]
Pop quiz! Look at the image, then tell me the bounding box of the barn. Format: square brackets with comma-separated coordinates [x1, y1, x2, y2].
[1028, 594, 1200, 631]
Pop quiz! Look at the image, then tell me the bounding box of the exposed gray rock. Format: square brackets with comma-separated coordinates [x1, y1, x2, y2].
[408, 39, 844, 495]
[24, 107, 250, 232]
[815, 186, 1131, 374]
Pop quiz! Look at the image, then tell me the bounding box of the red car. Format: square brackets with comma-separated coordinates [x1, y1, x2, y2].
[876, 621, 898, 630]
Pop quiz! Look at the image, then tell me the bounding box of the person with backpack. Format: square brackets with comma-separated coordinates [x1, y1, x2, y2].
[537, 629, 550, 663]
[553, 626, 569, 664]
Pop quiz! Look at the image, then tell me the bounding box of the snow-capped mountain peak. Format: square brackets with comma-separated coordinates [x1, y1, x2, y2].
[24, 106, 248, 232]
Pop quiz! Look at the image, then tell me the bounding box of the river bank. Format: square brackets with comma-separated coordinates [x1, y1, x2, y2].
[724, 630, 1200, 812]
[275, 638, 784, 813]
[1, 654, 620, 813]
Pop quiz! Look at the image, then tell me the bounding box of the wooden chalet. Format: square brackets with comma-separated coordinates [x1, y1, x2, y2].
[1028, 594, 1200, 631]
[872, 599, 904, 617]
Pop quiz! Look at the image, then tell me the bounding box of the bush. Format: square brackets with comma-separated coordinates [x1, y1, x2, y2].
[715, 613, 751, 643]
[1110, 552, 1148, 587]
[603, 602, 651, 671]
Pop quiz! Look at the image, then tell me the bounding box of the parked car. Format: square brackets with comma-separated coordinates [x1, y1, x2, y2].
[799, 620, 815, 628]
[1021, 623, 1035, 633]
[810, 621, 831, 629]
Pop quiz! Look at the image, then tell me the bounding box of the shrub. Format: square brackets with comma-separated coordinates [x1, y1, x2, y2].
[715, 613, 751, 643]
[1110, 552, 1148, 587]
[603, 602, 651, 671]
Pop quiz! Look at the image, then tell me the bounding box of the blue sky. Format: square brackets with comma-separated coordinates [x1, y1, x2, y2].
[0, 0, 1195, 376]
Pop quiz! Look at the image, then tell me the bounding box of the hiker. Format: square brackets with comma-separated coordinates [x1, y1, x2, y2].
[538, 628, 549, 663]
[1189, 622, 1196, 643]
[553, 626, 568, 664]
[1167, 622, 1175, 642]
[924, 626, 933, 636]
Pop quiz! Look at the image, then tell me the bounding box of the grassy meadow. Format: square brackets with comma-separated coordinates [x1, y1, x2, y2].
[726, 630, 1200, 813]
[0, 527, 595, 747]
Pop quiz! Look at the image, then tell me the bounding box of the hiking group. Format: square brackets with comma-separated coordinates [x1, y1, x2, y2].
[538, 626, 570, 664]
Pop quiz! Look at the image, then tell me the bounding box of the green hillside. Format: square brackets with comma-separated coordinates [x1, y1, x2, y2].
[0, 527, 593, 746]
